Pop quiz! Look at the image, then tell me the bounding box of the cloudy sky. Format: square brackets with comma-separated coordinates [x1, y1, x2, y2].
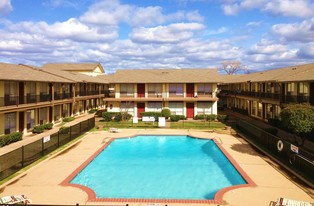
[0, 0, 313, 73]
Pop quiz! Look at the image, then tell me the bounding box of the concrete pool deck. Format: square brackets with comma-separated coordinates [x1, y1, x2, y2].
[0, 129, 313, 206]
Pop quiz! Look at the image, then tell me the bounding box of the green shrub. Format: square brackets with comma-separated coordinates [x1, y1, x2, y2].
[194, 114, 216, 121]
[32, 125, 45, 134]
[88, 108, 98, 114]
[264, 127, 278, 136]
[170, 115, 186, 122]
[102, 112, 132, 122]
[59, 126, 69, 134]
[0, 132, 23, 147]
[44, 122, 53, 130]
[63, 116, 75, 122]
[217, 114, 229, 123]
[161, 108, 171, 118]
[140, 112, 162, 122]
[207, 114, 217, 121]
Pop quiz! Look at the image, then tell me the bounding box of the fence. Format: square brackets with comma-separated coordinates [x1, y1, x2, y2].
[0, 117, 95, 181]
[236, 119, 314, 186]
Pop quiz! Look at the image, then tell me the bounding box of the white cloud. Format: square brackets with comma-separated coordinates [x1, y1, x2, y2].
[0, 0, 12, 16]
[272, 18, 314, 43]
[297, 43, 314, 58]
[204, 27, 228, 35]
[221, 0, 314, 18]
[248, 39, 288, 54]
[264, 0, 314, 18]
[130, 23, 205, 43]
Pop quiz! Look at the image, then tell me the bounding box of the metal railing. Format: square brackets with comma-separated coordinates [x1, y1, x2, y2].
[236, 119, 314, 186]
[0, 117, 95, 181]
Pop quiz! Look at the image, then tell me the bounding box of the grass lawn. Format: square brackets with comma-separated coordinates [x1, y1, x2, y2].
[96, 119, 226, 130]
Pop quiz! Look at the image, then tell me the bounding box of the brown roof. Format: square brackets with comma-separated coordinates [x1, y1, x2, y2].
[222, 63, 314, 83]
[42, 63, 107, 84]
[43, 63, 104, 73]
[0, 63, 73, 83]
[105, 68, 222, 83]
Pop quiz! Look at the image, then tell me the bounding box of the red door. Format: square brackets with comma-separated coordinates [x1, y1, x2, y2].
[137, 103, 145, 118]
[137, 84, 145, 98]
[186, 83, 194, 97]
[186, 103, 194, 118]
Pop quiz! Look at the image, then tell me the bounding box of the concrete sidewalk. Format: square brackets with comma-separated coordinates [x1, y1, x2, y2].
[0, 129, 313, 206]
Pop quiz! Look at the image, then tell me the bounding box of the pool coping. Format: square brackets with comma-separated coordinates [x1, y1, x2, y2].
[60, 134, 256, 205]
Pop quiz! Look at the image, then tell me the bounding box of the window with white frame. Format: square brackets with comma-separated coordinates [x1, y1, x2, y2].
[120, 101, 134, 115]
[5, 112, 16, 134]
[197, 102, 212, 114]
[197, 83, 212, 96]
[120, 84, 134, 97]
[169, 102, 184, 115]
[169, 84, 184, 96]
[147, 102, 162, 112]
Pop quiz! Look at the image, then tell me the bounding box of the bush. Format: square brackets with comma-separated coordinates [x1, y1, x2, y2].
[217, 114, 229, 123]
[194, 114, 216, 121]
[32, 125, 45, 134]
[102, 112, 132, 122]
[207, 114, 217, 121]
[63, 116, 75, 122]
[44, 122, 53, 130]
[59, 126, 69, 134]
[0, 132, 23, 147]
[88, 108, 98, 114]
[161, 108, 171, 118]
[264, 127, 278, 136]
[170, 115, 186, 122]
[140, 112, 162, 122]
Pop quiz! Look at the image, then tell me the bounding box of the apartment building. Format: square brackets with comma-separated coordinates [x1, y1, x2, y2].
[220, 63, 314, 121]
[0, 63, 108, 136]
[102, 69, 222, 119]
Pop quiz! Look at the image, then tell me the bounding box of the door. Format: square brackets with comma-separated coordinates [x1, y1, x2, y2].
[137, 84, 145, 98]
[137, 103, 145, 118]
[186, 83, 194, 98]
[186, 102, 194, 119]
[19, 82, 24, 104]
[19, 111, 24, 133]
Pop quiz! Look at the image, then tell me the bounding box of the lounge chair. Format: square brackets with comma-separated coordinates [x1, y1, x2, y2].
[0, 194, 32, 204]
[275, 197, 313, 206]
[109, 128, 119, 133]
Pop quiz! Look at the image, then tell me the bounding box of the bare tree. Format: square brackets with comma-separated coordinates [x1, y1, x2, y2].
[220, 60, 242, 75]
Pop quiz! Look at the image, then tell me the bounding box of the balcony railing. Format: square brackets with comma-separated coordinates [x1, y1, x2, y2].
[54, 93, 73, 100]
[76, 90, 102, 97]
[0, 94, 52, 107]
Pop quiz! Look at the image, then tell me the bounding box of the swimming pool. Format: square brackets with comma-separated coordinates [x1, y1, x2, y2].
[64, 135, 254, 203]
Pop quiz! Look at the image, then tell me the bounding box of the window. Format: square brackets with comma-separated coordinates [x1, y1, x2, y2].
[148, 84, 162, 96]
[197, 102, 212, 115]
[62, 104, 70, 117]
[120, 84, 134, 97]
[169, 102, 183, 115]
[26, 82, 36, 103]
[169, 84, 184, 96]
[26, 110, 35, 130]
[147, 102, 162, 112]
[287, 83, 295, 93]
[5, 112, 16, 134]
[39, 107, 48, 124]
[197, 83, 212, 96]
[298, 82, 309, 94]
[54, 105, 61, 121]
[4, 81, 17, 96]
[121, 101, 134, 115]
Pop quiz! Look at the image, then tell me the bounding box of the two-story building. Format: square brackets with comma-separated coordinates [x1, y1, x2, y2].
[102, 69, 222, 119]
[220, 63, 314, 121]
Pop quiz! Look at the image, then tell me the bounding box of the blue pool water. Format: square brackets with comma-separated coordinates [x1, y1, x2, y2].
[71, 135, 246, 200]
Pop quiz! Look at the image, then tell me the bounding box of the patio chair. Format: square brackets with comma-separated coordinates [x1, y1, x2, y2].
[275, 197, 313, 206]
[109, 127, 119, 133]
[0, 194, 32, 204]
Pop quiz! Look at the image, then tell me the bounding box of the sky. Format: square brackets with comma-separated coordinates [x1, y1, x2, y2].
[0, 0, 313, 73]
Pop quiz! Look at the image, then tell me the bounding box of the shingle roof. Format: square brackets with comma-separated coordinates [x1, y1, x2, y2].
[43, 63, 104, 72]
[105, 68, 222, 83]
[222, 63, 314, 83]
[42, 63, 107, 84]
[0, 63, 73, 83]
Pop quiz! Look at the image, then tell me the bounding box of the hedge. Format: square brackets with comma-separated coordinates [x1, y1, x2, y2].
[170, 115, 186, 122]
[102, 112, 132, 122]
[217, 114, 229, 123]
[63, 116, 75, 122]
[194, 114, 217, 121]
[0, 132, 23, 147]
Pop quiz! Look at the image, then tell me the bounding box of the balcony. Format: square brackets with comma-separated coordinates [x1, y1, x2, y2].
[0, 94, 52, 107]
